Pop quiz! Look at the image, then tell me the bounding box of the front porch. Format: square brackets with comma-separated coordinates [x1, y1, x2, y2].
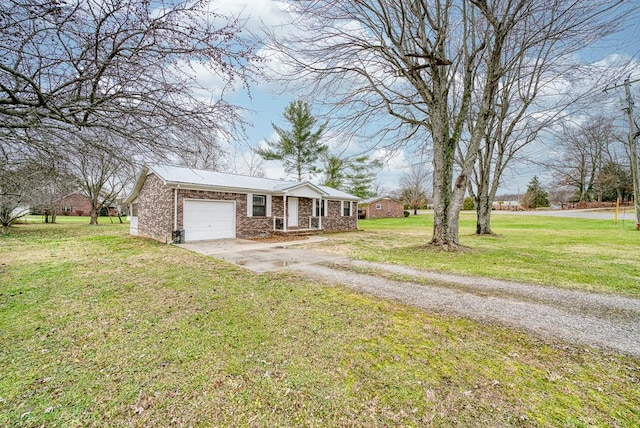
[272, 215, 323, 235]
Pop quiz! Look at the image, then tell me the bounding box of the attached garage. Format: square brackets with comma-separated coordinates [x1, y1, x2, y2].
[125, 165, 360, 243]
[183, 199, 235, 242]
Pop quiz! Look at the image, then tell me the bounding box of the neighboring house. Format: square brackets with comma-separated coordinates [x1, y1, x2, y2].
[125, 165, 360, 243]
[358, 197, 405, 219]
[54, 192, 92, 216]
[492, 200, 522, 211]
[52, 192, 118, 216]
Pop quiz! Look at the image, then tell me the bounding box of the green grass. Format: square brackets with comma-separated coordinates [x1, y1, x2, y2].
[17, 215, 125, 224]
[309, 212, 640, 295]
[1, 221, 639, 427]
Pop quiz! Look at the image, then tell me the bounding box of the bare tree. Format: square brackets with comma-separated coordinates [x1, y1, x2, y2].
[399, 163, 431, 215]
[546, 116, 621, 202]
[268, 0, 626, 249]
[61, 129, 136, 225]
[30, 167, 77, 223]
[0, 159, 45, 234]
[1, 0, 258, 163]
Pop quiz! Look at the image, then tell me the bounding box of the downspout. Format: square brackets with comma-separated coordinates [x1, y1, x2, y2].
[174, 185, 179, 232]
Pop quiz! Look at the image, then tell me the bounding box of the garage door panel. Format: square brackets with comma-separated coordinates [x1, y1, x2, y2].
[183, 200, 235, 241]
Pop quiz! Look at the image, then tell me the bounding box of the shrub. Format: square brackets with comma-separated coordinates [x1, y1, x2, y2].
[462, 197, 475, 210]
[77, 210, 84, 216]
[403, 210, 410, 217]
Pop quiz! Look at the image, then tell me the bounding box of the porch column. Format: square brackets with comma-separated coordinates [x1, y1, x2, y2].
[318, 198, 322, 230]
[283, 194, 288, 232]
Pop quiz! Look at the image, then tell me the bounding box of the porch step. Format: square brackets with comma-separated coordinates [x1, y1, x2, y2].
[272, 229, 320, 237]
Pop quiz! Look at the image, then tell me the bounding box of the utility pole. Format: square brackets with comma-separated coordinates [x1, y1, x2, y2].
[604, 77, 640, 227]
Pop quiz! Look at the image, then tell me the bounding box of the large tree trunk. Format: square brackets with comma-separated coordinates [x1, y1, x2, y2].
[430, 125, 462, 248]
[476, 191, 493, 235]
[89, 203, 99, 225]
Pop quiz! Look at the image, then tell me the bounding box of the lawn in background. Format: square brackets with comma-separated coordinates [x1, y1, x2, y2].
[18, 214, 126, 224]
[0, 221, 639, 426]
[312, 212, 640, 295]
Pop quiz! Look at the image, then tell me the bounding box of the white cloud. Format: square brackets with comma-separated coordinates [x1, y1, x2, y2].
[205, 0, 290, 34]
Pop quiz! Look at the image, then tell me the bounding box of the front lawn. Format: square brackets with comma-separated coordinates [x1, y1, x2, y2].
[0, 222, 639, 426]
[312, 212, 640, 295]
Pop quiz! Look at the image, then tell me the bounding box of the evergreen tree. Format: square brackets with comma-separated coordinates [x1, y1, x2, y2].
[255, 100, 328, 181]
[346, 156, 381, 199]
[321, 154, 381, 199]
[321, 155, 346, 190]
[523, 176, 549, 209]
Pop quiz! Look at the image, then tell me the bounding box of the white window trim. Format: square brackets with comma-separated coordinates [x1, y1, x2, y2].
[248, 193, 269, 217]
[247, 193, 253, 217]
[313, 198, 328, 217]
[266, 195, 272, 217]
[341, 201, 352, 217]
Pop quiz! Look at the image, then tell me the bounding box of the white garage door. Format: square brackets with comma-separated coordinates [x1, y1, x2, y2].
[183, 199, 235, 242]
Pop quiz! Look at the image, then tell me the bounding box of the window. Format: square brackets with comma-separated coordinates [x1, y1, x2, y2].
[376, 203, 382, 210]
[252, 195, 266, 216]
[315, 199, 326, 217]
[342, 201, 351, 216]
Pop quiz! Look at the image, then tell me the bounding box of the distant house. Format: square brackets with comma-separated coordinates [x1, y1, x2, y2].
[54, 192, 92, 216]
[50, 192, 118, 216]
[358, 197, 405, 219]
[492, 200, 522, 211]
[124, 165, 361, 243]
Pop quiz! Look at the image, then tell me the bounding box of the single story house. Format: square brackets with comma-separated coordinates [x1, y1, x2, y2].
[53, 192, 92, 216]
[125, 165, 360, 243]
[358, 197, 405, 219]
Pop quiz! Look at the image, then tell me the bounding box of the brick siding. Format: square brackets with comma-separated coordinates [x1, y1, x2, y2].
[322, 200, 358, 231]
[135, 174, 358, 242]
[55, 193, 92, 216]
[362, 198, 404, 219]
[136, 174, 173, 242]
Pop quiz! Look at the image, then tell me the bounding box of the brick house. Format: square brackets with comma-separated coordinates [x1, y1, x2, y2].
[55, 192, 92, 216]
[358, 197, 405, 219]
[125, 165, 360, 243]
[52, 192, 118, 216]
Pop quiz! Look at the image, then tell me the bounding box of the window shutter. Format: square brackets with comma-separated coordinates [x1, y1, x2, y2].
[247, 193, 253, 217]
[341, 201, 345, 216]
[312, 199, 317, 216]
[266, 195, 272, 217]
[323, 200, 328, 216]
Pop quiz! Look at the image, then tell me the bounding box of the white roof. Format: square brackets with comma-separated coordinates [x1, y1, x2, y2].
[125, 165, 360, 203]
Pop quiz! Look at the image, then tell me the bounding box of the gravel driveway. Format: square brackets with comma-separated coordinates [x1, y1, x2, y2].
[292, 259, 640, 358]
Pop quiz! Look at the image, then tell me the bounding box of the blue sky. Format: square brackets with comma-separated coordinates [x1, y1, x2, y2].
[210, 0, 640, 196]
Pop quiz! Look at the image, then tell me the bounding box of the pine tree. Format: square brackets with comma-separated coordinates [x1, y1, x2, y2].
[523, 176, 549, 209]
[255, 100, 328, 181]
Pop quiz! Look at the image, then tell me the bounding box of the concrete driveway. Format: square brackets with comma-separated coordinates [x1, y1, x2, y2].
[177, 236, 346, 273]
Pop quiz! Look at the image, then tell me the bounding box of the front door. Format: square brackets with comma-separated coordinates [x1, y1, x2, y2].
[288, 197, 299, 227]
